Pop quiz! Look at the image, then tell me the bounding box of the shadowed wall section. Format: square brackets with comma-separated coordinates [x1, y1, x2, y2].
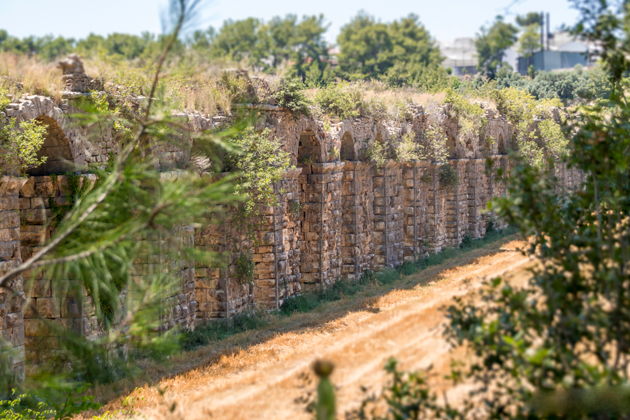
[27, 116, 75, 176]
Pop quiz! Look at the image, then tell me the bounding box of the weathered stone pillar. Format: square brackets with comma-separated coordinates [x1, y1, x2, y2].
[466, 159, 488, 239]
[424, 163, 447, 253]
[372, 163, 404, 269]
[0, 176, 27, 385]
[275, 168, 302, 304]
[341, 162, 358, 279]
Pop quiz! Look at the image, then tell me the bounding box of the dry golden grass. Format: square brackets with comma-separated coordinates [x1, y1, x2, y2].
[84, 56, 244, 114]
[356, 80, 446, 107]
[0, 52, 64, 101]
[0, 51, 250, 114]
[1, 51, 496, 119]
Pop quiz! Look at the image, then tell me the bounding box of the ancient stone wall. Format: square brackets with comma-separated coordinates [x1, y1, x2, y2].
[0, 89, 583, 381]
[18, 175, 99, 373]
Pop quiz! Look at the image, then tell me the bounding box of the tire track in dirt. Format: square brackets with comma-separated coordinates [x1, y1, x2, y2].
[109, 239, 531, 419]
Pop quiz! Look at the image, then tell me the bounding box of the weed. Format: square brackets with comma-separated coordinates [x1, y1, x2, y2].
[0, 117, 48, 175]
[180, 310, 270, 350]
[459, 234, 473, 249]
[288, 199, 302, 218]
[438, 164, 458, 187]
[397, 261, 417, 276]
[375, 268, 400, 285]
[280, 294, 321, 315]
[274, 78, 311, 115]
[313, 83, 364, 120]
[234, 252, 254, 285]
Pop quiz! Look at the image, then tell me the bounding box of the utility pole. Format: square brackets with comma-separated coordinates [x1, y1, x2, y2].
[540, 11, 545, 52]
[546, 12, 551, 50]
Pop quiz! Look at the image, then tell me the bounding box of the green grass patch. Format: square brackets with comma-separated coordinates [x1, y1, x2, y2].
[180, 310, 270, 351]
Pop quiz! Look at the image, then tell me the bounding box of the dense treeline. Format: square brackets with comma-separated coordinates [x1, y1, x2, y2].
[0, 12, 613, 103]
[0, 13, 445, 87]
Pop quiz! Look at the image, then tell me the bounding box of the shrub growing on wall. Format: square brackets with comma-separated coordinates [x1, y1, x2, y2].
[393, 132, 421, 162]
[493, 87, 568, 168]
[226, 127, 292, 214]
[234, 252, 254, 284]
[273, 78, 311, 115]
[418, 121, 449, 164]
[444, 89, 487, 139]
[314, 83, 364, 120]
[0, 118, 47, 175]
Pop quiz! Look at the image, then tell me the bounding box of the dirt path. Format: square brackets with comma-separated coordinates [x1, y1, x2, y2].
[105, 238, 532, 419]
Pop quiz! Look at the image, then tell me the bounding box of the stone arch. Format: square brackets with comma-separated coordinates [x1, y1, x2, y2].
[296, 131, 324, 287]
[27, 116, 75, 175]
[297, 131, 322, 165]
[4, 95, 88, 173]
[340, 132, 356, 161]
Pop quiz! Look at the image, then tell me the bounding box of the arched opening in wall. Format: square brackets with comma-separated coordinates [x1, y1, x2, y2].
[27, 116, 74, 176]
[497, 133, 507, 155]
[340, 132, 356, 161]
[296, 131, 322, 287]
[297, 132, 321, 165]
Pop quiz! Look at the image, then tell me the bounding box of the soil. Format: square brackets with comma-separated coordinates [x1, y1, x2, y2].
[101, 237, 532, 419]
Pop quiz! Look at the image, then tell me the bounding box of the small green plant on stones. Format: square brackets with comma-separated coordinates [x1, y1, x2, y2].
[444, 89, 487, 139]
[314, 83, 364, 120]
[419, 171, 433, 183]
[274, 78, 311, 115]
[0, 118, 47, 175]
[438, 164, 457, 187]
[288, 199, 302, 218]
[234, 252, 254, 284]
[0, 85, 11, 111]
[394, 132, 421, 162]
[419, 121, 449, 164]
[493, 87, 567, 168]
[226, 127, 292, 215]
[328, 146, 340, 161]
[367, 139, 389, 167]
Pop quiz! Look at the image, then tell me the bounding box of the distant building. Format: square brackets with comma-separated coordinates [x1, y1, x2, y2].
[516, 31, 592, 74]
[440, 38, 478, 76]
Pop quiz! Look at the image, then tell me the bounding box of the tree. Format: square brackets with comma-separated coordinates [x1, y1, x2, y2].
[475, 15, 518, 78]
[210, 17, 263, 64]
[336, 12, 443, 85]
[518, 23, 542, 57]
[204, 14, 330, 80]
[74, 32, 162, 60]
[284, 14, 330, 83]
[188, 27, 216, 50]
[336, 12, 392, 80]
[0, 32, 75, 60]
[516, 11, 543, 27]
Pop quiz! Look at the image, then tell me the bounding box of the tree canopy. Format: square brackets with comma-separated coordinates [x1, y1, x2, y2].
[336, 13, 444, 84]
[475, 15, 519, 78]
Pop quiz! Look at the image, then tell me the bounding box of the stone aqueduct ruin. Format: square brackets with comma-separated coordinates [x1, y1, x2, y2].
[0, 66, 582, 379]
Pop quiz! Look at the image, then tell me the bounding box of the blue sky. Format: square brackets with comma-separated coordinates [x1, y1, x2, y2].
[0, 0, 578, 43]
